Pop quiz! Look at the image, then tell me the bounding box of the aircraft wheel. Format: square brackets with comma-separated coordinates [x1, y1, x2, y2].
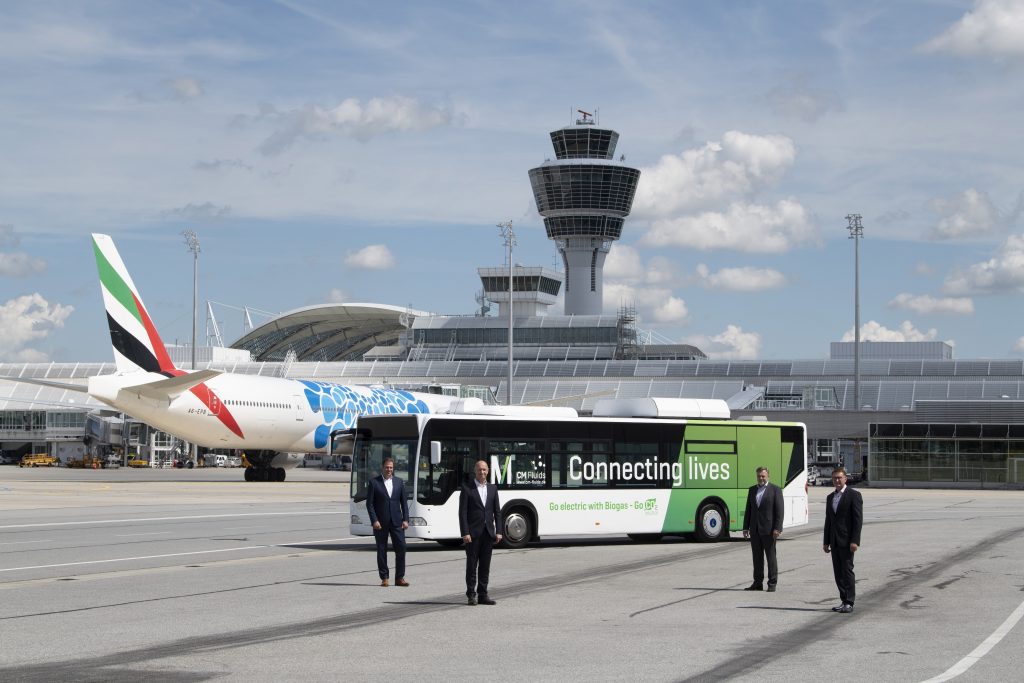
[275, 467, 286, 482]
[244, 466, 255, 482]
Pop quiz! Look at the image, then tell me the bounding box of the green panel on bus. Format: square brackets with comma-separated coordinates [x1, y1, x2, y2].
[737, 426, 783, 489]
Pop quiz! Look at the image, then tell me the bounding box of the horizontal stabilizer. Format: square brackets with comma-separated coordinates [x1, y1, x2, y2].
[0, 375, 89, 393]
[122, 370, 222, 400]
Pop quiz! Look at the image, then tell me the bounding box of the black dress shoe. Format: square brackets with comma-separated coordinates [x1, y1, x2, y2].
[831, 605, 844, 612]
[839, 604, 854, 613]
[743, 584, 763, 591]
[478, 596, 497, 605]
[766, 585, 776, 592]
[467, 596, 477, 606]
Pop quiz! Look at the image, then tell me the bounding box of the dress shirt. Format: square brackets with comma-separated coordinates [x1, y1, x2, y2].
[755, 484, 766, 507]
[832, 485, 846, 513]
[384, 477, 393, 498]
[476, 479, 488, 506]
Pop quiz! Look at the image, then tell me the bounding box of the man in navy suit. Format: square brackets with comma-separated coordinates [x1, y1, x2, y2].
[742, 466, 785, 592]
[824, 466, 863, 613]
[366, 457, 409, 587]
[459, 459, 503, 605]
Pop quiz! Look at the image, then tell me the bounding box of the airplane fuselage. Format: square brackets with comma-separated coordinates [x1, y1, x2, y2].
[88, 372, 446, 454]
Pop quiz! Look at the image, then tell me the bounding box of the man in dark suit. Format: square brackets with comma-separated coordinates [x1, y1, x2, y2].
[459, 459, 503, 605]
[366, 457, 409, 587]
[742, 466, 785, 592]
[824, 466, 863, 613]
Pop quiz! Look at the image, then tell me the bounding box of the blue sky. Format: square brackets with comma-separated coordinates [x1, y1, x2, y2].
[3, 0, 1024, 362]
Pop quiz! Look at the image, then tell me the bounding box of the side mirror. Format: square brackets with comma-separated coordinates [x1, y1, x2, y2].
[430, 441, 441, 466]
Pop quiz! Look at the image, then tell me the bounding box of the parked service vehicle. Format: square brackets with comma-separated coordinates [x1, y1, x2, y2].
[20, 453, 58, 467]
[127, 456, 150, 468]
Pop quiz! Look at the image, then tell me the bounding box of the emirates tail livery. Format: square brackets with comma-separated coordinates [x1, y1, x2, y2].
[16, 234, 456, 481]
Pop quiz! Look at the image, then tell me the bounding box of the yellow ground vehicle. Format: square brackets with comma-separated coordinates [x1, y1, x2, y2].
[127, 456, 150, 468]
[19, 453, 58, 467]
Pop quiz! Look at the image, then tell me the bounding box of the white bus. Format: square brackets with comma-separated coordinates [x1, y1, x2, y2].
[349, 398, 808, 548]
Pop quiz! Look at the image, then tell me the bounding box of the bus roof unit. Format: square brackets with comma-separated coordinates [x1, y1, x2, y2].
[445, 397, 578, 418]
[591, 397, 731, 420]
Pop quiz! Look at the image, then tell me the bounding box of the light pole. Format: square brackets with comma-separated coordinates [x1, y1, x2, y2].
[498, 220, 515, 405]
[846, 214, 863, 412]
[182, 230, 200, 370]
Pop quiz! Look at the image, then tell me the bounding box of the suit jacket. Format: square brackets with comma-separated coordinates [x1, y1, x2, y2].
[459, 481, 503, 539]
[743, 482, 785, 536]
[366, 475, 409, 529]
[824, 486, 863, 548]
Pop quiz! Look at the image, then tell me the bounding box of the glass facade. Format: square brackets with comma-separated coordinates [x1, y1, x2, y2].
[528, 165, 640, 216]
[550, 128, 618, 160]
[543, 215, 624, 240]
[869, 423, 1024, 486]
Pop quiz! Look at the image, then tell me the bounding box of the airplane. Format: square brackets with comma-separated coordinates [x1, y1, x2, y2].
[3, 234, 457, 481]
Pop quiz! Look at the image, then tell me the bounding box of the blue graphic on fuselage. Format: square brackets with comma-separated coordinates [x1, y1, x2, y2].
[299, 381, 432, 449]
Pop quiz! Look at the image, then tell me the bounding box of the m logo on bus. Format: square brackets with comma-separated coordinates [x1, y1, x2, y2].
[492, 455, 513, 485]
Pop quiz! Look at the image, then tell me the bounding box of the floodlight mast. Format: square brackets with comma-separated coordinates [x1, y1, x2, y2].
[846, 214, 863, 412]
[182, 230, 200, 370]
[498, 220, 516, 406]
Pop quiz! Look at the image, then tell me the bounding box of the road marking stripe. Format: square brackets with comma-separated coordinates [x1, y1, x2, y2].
[0, 539, 55, 546]
[0, 536, 360, 573]
[0, 511, 343, 529]
[0, 537, 358, 573]
[920, 597, 1024, 682]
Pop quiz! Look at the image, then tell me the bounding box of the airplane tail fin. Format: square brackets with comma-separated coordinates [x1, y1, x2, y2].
[91, 234, 178, 375]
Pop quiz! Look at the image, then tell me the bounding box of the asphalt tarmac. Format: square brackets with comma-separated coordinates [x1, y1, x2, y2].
[1, 467, 1022, 682]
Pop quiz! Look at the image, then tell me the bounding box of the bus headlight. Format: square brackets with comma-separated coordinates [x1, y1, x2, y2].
[408, 517, 427, 526]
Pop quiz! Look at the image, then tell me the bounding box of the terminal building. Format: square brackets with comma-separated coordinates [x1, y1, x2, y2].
[3, 115, 1024, 487]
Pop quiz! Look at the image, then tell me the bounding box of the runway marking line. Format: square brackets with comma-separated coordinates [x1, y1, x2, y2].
[0, 537, 358, 573]
[919, 597, 1024, 682]
[0, 510, 344, 530]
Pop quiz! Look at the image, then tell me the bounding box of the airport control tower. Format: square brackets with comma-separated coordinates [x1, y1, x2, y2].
[528, 111, 640, 315]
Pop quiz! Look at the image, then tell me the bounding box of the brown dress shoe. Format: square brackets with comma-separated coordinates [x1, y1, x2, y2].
[380, 579, 389, 587]
[396, 578, 409, 587]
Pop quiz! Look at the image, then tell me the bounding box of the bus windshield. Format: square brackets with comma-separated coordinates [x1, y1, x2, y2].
[350, 416, 420, 503]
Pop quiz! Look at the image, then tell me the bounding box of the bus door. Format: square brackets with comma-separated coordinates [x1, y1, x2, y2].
[418, 438, 479, 505]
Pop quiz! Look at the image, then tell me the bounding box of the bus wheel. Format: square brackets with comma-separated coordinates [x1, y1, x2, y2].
[501, 508, 533, 549]
[627, 533, 663, 543]
[694, 502, 728, 542]
[435, 539, 463, 548]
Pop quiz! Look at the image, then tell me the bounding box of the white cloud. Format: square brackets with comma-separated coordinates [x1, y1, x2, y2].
[0, 226, 45, 277]
[603, 244, 645, 282]
[922, 0, 1024, 59]
[193, 159, 252, 172]
[641, 199, 818, 253]
[943, 234, 1024, 294]
[344, 244, 395, 270]
[253, 96, 457, 156]
[1015, 337, 1024, 353]
[929, 188, 1016, 239]
[161, 202, 231, 222]
[0, 294, 73, 361]
[764, 76, 844, 123]
[914, 262, 935, 276]
[694, 263, 787, 291]
[633, 131, 797, 217]
[645, 256, 678, 286]
[169, 77, 203, 100]
[326, 288, 348, 303]
[841, 320, 939, 343]
[682, 325, 761, 360]
[889, 293, 974, 315]
[0, 252, 46, 277]
[602, 283, 689, 324]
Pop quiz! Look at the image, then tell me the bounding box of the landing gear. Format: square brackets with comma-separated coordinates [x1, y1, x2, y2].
[243, 465, 286, 482]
